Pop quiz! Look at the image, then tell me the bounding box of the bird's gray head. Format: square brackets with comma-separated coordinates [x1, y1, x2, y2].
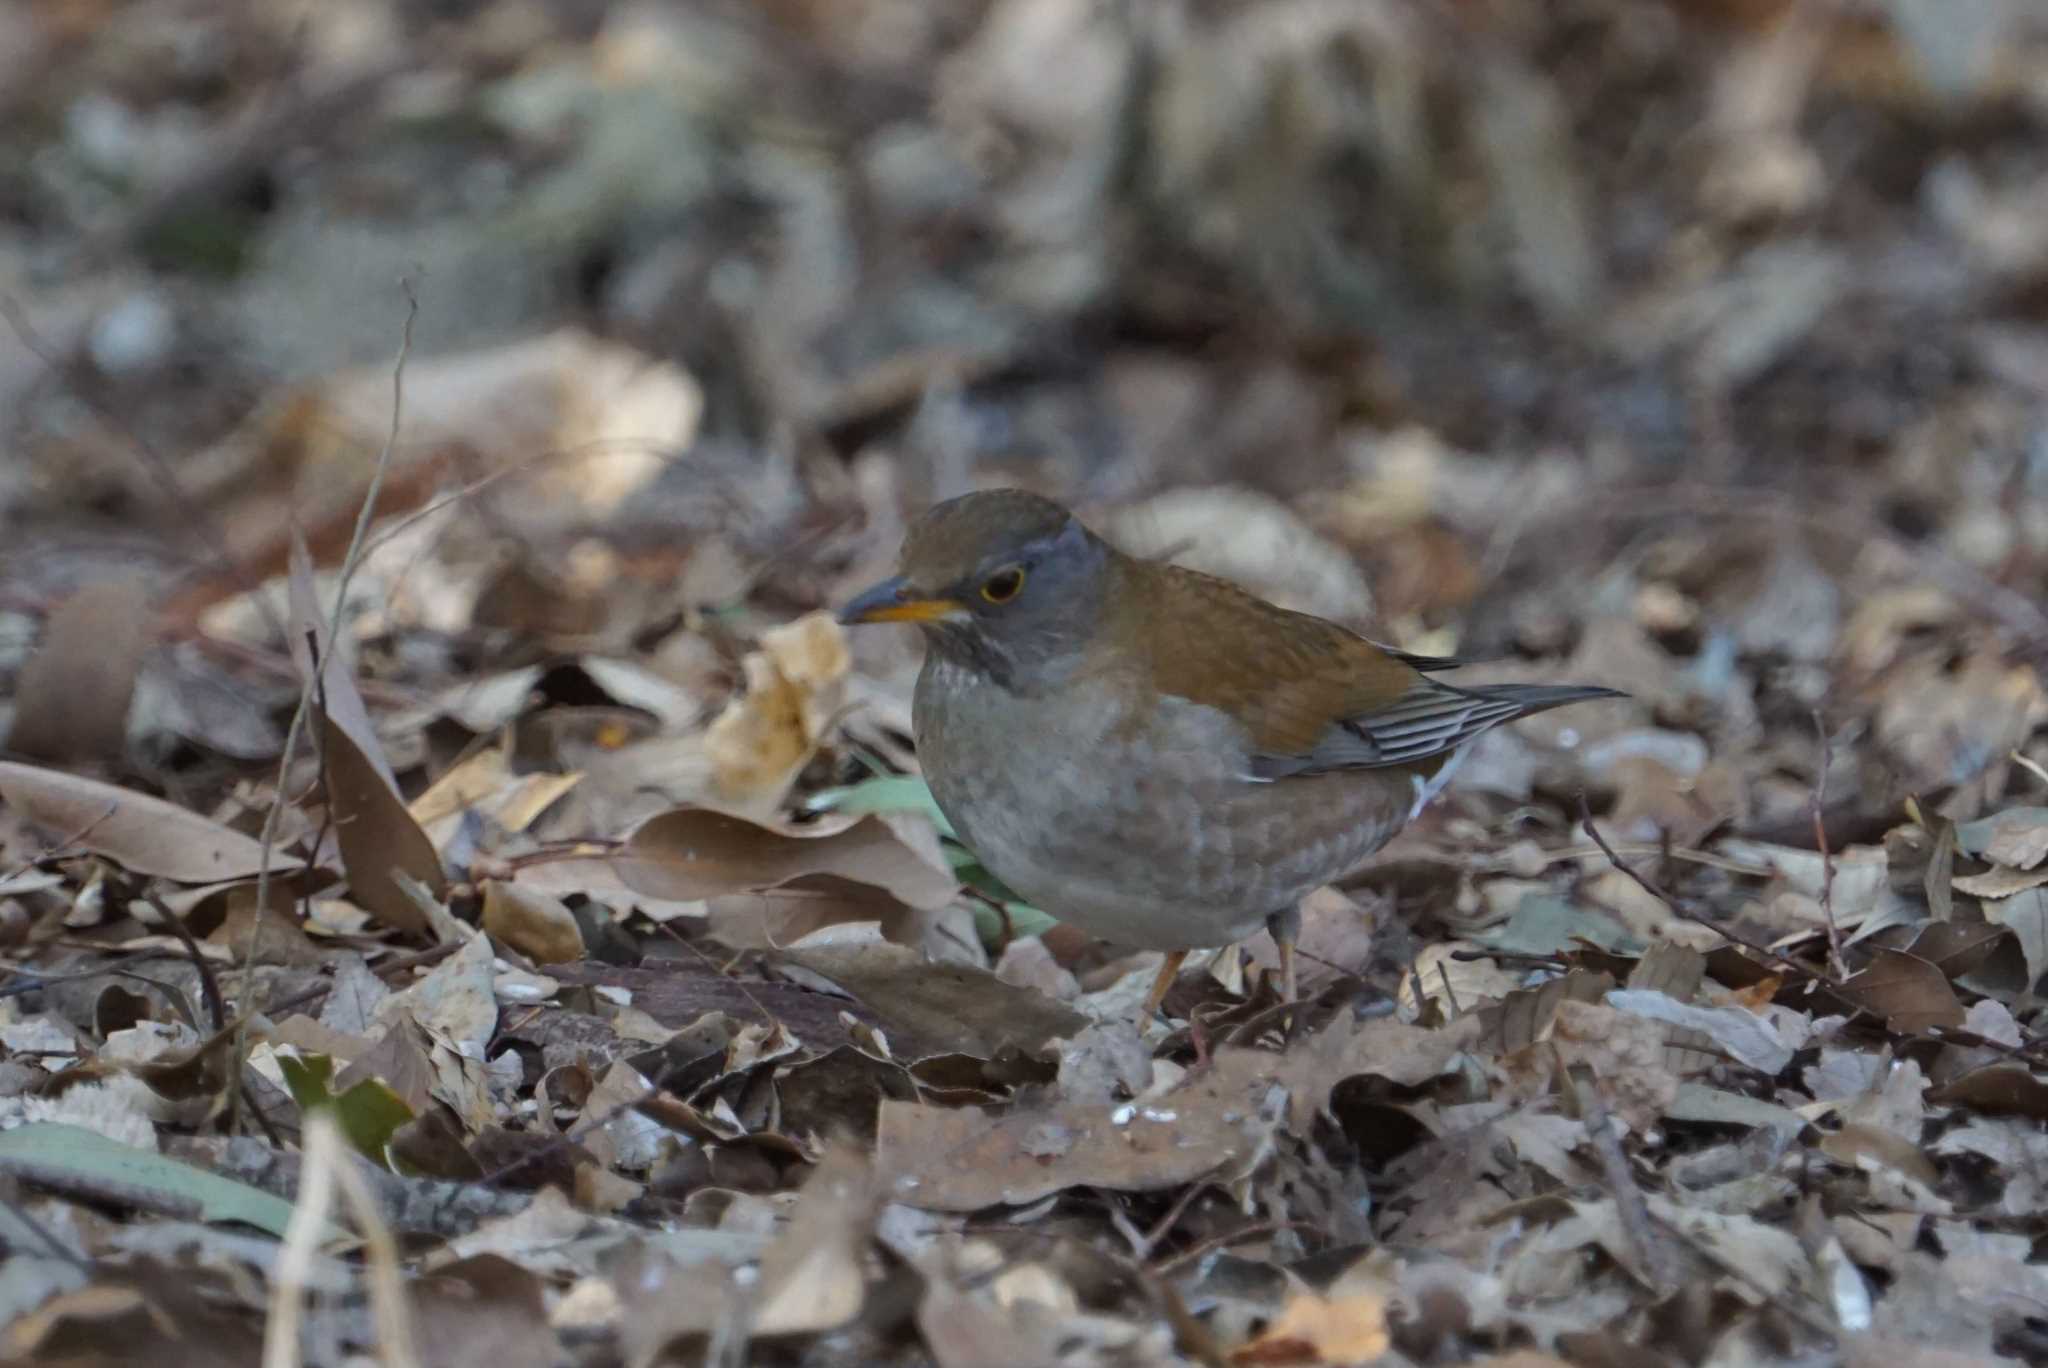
[837, 489, 1115, 689]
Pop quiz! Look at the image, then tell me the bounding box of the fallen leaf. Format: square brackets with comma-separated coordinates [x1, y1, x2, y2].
[703, 612, 850, 813]
[1494, 998, 1677, 1133]
[778, 941, 1088, 1058]
[615, 807, 957, 910]
[1956, 807, 2048, 869]
[750, 1146, 874, 1335]
[1838, 949, 1966, 1033]
[410, 1255, 566, 1368]
[875, 1079, 1269, 1212]
[1820, 1122, 1941, 1190]
[7, 577, 152, 765]
[321, 703, 447, 934]
[0, 761, 300, 882]
[1605, 988, 1794, 1075]
[1928, 1065, 2048, 1122]
[0, 1123, 306, 1237]
[1231, 1285, 1390, 1365]
[481, 879, 586, 964]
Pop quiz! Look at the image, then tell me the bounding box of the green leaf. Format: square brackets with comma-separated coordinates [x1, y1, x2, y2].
[278, 1052, 414, 1168]
[1473, 892, 1639, 957]
[969, 900, 1059, 945]
[804, 775, 1062, 945]
[804, 775, 956, 837]
[0, 1123, 302, 1237]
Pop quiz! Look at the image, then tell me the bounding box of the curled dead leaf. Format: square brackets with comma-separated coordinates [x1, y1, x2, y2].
[703, 612, 850, 813]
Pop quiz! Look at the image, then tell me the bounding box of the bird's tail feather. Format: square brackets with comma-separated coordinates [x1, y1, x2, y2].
[1463, 683, 1627, 718]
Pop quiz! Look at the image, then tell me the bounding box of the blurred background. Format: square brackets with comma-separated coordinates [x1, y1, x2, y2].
[2, 0, 2047, 846]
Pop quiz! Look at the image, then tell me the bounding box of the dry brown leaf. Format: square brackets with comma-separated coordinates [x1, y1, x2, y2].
[320, 706, 446, 935]
[615, 807, 957, 910]
[779, 941, 1088, 1058]
[916, 1278, 1065, 1368]
[1820, 1122, 1941, 1190]
[1838, 948, 1966, 1033]
[875, 1082, 1265, 1212]
[1927, 1065, 2048, 1122]
[707, 873, 922, 949]
[480, 880, 586, 964]
[334, 1019, 437, 1116]
[0, 761, 300, 882]
[1902, 918, 2013, 982]
[1957, 807, 2048, 870]
[749, 1146, 875, 1335]
[1494, 998, 1677, 1133]
[876, 1018, 1472, 1213]
[1282, 1012, 1482, 1133]
[704, 612, 850, 813]
[409, 745, 517, 827]
[410, 1254, 565, 1368]
[373, 932, 498, 1057]
[8, 577, 152, 765]
[1950, 864, 2048, 898]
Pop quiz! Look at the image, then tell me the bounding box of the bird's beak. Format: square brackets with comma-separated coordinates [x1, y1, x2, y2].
[837, 575, 965, 625]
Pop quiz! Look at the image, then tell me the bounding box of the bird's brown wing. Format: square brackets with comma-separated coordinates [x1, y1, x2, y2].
[1124, 564, 1618, 779]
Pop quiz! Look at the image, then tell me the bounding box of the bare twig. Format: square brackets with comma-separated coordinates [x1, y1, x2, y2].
[236, 281, 417, 1131]
[0, 1192, 92, 1272]
[1809, 711, 1846, 980]
[1146, 1220, 1322, 1275]
[261, 942, 465, 1019]
[1577, 794, 1842, 990]
[1572, 1062, 1681, 1295]
[140, 891, 225, 1033]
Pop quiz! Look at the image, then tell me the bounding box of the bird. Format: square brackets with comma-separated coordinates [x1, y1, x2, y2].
[838, 489, 1621, 1019]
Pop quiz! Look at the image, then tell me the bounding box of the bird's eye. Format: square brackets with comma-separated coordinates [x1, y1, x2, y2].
[980, 567, 1026, 604]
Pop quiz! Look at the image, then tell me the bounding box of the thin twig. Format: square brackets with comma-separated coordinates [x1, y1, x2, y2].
[1138, 1173, 1219, 1259]
[328, 279, 418, 626]
[141, 891, 225, 1032]
[261, 941, 464, 1019]
[236, 281, 417, 1131]
[1146, 1220, 1322, 1276]
[0, 1193, 92, 1272]
[1572, 1062, 1681, 1296]
[1809, 711, 1846, 980]
[1577, 794, 1842, 990]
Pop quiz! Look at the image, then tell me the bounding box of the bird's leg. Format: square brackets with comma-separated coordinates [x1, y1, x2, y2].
[1266, 905, 1301, 1006]
[1142, 949, 1189, 1020]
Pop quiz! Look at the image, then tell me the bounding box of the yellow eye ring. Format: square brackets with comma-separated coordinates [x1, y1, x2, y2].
[980, 567, 1025, 603]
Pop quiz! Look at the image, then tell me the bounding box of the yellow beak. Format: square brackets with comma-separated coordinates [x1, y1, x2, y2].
[837, 576, 964, 625]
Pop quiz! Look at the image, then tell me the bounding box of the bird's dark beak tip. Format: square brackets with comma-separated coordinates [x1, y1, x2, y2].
[837, 575, 911, 626]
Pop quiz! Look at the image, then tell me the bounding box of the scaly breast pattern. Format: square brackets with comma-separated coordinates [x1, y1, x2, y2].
[914, 656, 1410, 950]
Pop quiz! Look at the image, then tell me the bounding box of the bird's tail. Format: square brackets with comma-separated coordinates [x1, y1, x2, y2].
[1462, 683, 1628, 719]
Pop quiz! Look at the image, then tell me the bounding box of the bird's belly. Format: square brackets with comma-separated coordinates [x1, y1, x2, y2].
[915, 665, 1407, 950]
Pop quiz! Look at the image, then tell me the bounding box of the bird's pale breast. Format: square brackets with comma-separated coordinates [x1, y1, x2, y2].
[914, 656, 1411, 950]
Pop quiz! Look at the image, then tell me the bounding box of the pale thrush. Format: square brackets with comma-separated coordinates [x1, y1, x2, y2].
[840, 489, 1620, 1015]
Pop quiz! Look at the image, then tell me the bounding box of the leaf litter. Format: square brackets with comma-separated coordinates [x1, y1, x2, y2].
[5, 3, 2048, 1367]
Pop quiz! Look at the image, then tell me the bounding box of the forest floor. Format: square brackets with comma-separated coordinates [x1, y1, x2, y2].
[3, 3, 2048, 1365]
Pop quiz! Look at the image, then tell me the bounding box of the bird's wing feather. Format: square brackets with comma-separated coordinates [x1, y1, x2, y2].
[1118, 564, 1618, 780]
